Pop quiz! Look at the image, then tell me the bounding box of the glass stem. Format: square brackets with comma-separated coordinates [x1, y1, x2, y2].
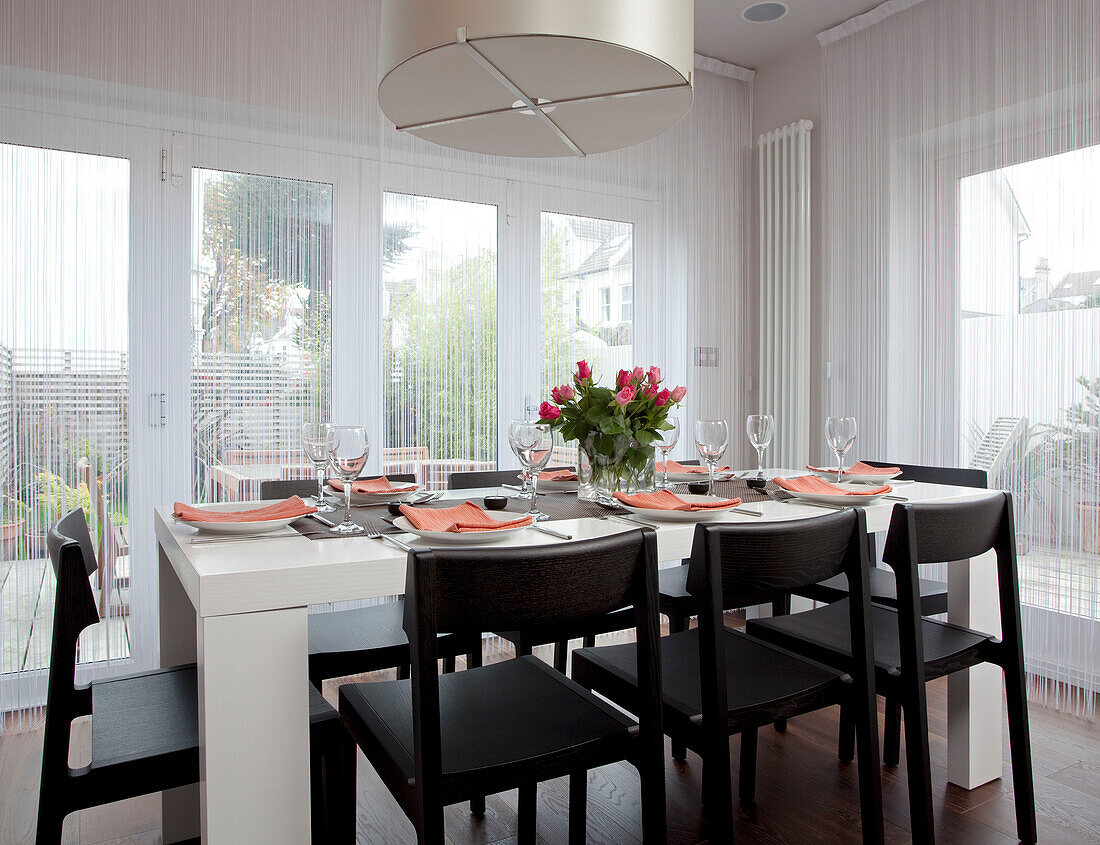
[344, 485, 352, 526]
[836, 450, 845, 484]
[662, 452, 670, 488]
[757, 447, 764, 478]
[316, 466, 326, 504]
[708, 460, 715, 495]
[528, 473, 539, 516]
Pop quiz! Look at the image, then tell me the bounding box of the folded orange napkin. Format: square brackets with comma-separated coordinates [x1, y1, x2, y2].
[656, 460, 730, 474]
[774, 476, 891, 496]
[540, 469, 578, 481]
[398, 501, 533, 533]
[173, 496, 317, 523]
[328, 476, 418, 494]
[613, 490, 741, 511]
[806, 461, 900, 476]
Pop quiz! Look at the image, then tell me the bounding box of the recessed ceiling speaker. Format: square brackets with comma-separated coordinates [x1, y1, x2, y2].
[742, 2, 789, 23]
[378, 0, 695, 158]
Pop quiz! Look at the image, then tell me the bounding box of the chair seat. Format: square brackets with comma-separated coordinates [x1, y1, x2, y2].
[91, 666, 199, 772]
[573, 627, 844, 726]
[797, 567, 949, 615]
[340, 655, 635, 788]
[747, 599, 992, 680]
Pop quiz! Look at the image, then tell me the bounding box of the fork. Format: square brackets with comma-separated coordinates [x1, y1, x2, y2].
[365, 527, 413, 552]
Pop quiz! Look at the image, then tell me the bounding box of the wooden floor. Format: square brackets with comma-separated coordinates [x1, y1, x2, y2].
[0, 643, 1097, 844]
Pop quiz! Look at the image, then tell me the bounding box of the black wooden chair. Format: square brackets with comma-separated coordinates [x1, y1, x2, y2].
[747, 494, 1036, 844]
[573, 512, 884, 843]
[338, 529, 667, 845]
[794, 461, 987, 615]
[448, 468, 700, 674]
[259, 477, 477, 685]
[36, 509, 354, 844]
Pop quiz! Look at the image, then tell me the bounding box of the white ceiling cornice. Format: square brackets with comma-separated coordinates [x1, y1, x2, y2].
[694, 53, 754, 82]
[817, 0, 927, 46]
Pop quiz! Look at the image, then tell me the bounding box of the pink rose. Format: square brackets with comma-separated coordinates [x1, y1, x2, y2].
[643, 383, 659, 398]
[648, 366, 661, 384]
[655, 388, 671, 407]
[616, 368, 631, 389]
[670, 385, 687, 403]
[631, 366, 644, 382]
[576, 360, 592, 381]
[614, 385, 636, 407]
[539, 401, 561, 420]
[557, 383, 575, 402]
[550, 385, 562, 404]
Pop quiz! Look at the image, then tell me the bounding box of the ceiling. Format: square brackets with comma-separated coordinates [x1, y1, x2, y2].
[695, 0, 884, 69]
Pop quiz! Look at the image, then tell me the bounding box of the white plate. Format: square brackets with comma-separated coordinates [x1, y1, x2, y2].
[327, 481, 419, 504]
[784, 483, 893, 506]
[810, 469, 902, 485]
[175, 501, 306, 535]
[392, 513, 531, 544]
[658, 469, 735, 483]
[618, 494, 742, 522]
[532, 476, 578, 493]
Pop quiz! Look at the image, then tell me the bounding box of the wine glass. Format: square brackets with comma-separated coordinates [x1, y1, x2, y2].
[745, 414, 775, 480]
[655, 416, 681, 490]
[824, 416, 857, 484]
[694, 420, 729, 496]
[508, 417, 534, 499]
[508, 421, 553, 521]
[301, 422, 336, 513]
[328, 426, 369, 534]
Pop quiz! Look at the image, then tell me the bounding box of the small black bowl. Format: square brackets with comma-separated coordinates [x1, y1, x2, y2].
[483, 495, 508, 511]
[746, 476, 768, 490]
[387, 501, 405, 516]
[687, 482, 710, 495]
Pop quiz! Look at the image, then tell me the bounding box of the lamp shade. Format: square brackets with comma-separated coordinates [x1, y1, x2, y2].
[378, 0, 694, 158]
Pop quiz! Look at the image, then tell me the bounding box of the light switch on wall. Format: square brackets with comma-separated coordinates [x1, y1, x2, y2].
[693, 346, 720, 367]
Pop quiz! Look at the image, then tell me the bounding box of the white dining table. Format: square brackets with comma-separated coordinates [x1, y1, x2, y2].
[155, 477, 1006, 844]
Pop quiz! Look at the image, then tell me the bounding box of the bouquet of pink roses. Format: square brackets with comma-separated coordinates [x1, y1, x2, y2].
[538, 361, 686, 491]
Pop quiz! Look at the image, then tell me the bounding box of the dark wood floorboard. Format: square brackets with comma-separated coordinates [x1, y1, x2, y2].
[1, 634, 1097, 844]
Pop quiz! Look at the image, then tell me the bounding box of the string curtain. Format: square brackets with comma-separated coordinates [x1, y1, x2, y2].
[0, 0, 753, 721]
[820, 0, 1100, 715]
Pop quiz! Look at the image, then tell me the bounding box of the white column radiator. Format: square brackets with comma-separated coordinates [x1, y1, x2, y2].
[758, 119, 813, 469]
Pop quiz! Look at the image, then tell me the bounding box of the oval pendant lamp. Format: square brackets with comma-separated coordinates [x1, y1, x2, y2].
[378, 0, 694, 158]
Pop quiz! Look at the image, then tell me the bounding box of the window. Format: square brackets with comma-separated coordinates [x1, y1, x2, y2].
[190, 169, 332, 502]
[540, 211, 634, 400]
[382, 192, 497, 488]
[621, 283, 633, 322]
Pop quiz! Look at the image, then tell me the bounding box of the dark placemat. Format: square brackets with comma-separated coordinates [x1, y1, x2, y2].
[417, 492, 629, 521]
[671, 478, 773, 503]
[291, 509, 403, 541]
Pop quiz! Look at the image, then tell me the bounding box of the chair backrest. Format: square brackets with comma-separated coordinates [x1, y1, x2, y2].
[40, 509, 101, 801]
[402, 529, 663, 811]
[259, 473, 416, 499]
[687, 510, 870, 610]
[864, 460, 986, 488]
[447, 467, 571, 490]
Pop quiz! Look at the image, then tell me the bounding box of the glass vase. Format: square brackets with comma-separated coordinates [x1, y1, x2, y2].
[577, 433, 656, 503]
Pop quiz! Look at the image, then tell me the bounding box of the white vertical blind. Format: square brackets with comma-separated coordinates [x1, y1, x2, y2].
[820, 0, 1100, 715]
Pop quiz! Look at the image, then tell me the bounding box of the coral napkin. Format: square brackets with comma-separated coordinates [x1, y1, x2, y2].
[398, 501, 533, 533]
[328, 476, 418, 494]
[656, 460, 730, 474]
[173, 496, 317, 523]
[774, 476, 891, 496]
[613, 490, 741, 511]
[806, 461, 901, 476]
[540, 469, 578, 481]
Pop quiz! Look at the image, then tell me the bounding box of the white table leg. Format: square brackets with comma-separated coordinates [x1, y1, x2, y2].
[947, 551, 1004, 788]
[197, 606, 312, 844]
[159, 545, 201, 843]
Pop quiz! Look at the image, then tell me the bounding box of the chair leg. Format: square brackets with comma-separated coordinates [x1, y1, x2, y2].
[469, 795, 486, 817]
[883, 694, 901, 767]
[518, 783, 537, 845]
[397, 664, 410, 680]
[773, 718, 787, 733]
[702, 754, 734, 841]
[639, 744, 668, 844]
[1004, 666, 1037, 842]
[467, 638, 486, 817]
[442, 655, 456, 673]
[416, 802, 445, 845]
[34, 803, 64, 845]
[738, 727, 758, 806]
[569, 770, 587, 845]
[838, 703, 856, 763]
[852, 695, 885, 845]
[900, 693, 936, 845]
[668, 610, 690, 761]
